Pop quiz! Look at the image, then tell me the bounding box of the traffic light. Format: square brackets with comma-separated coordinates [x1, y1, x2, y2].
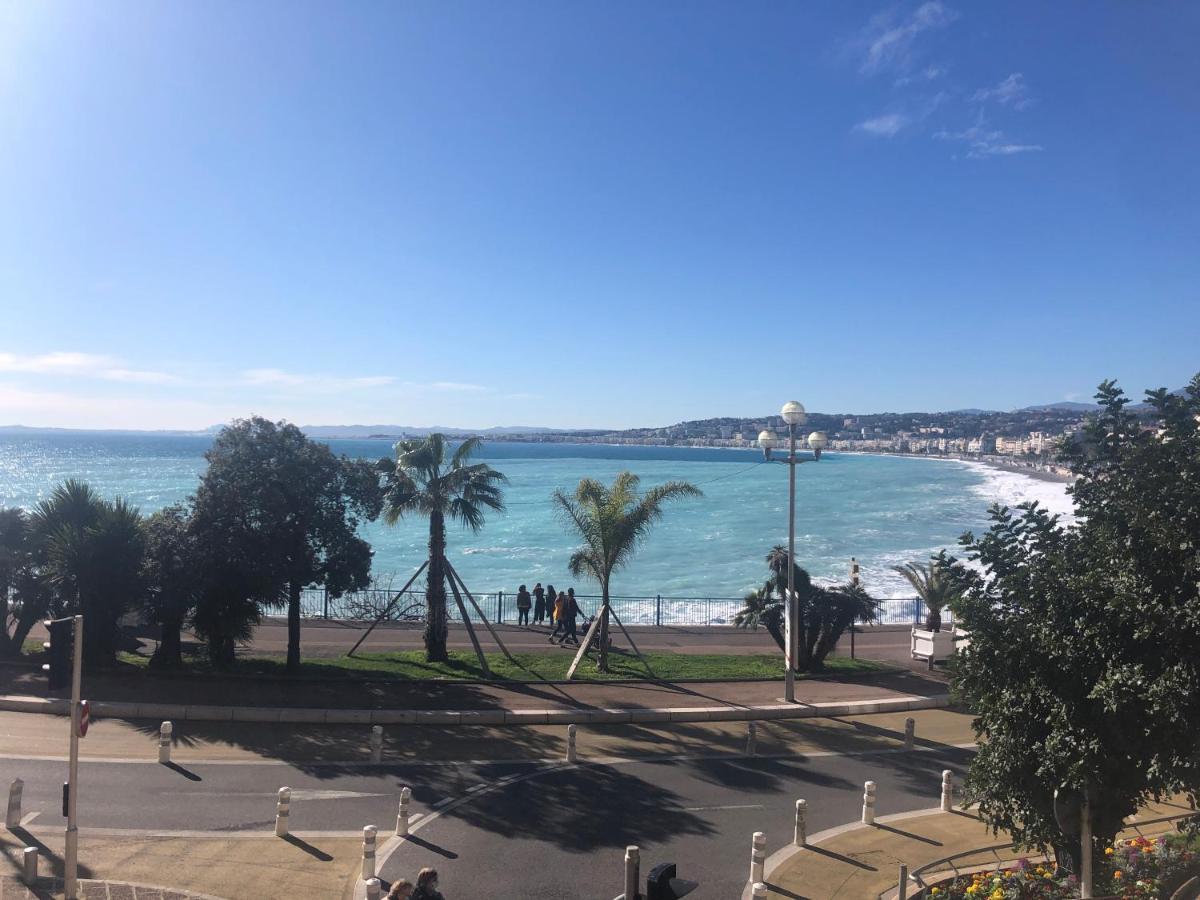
[42, 618, 73, 690]
[645, 863, 697, 900]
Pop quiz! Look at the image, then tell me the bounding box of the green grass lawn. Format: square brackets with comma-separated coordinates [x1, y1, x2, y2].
[114, 648, 893, 682]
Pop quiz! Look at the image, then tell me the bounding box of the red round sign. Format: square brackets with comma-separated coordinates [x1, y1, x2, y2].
[77, 699, 90, 738]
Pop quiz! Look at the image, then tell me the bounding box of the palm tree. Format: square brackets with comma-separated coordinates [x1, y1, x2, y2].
[733, 581, 785, 653]
[891, 560, 959, 632]
[379, 435, 506, 662]
[553, 472, 701, 673]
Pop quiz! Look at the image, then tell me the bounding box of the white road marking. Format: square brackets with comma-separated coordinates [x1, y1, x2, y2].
[683, 804, 763, 812]
[430, 797, 454, 809]
[170, 789, 388, 801]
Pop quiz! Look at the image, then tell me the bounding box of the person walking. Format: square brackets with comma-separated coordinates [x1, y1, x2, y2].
[516, 584, 532, 626]
[387, 879, 414, 900]
[560, 587, 581, 646]
[549, 587, 566, 643]
[532, 582, 546, 624]
[411, 868, 444, 900]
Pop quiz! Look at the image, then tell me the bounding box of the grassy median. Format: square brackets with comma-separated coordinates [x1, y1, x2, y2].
[114, 648, 893, 682]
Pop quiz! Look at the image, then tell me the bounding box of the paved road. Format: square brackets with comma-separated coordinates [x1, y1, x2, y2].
[9, 742, 972, 899]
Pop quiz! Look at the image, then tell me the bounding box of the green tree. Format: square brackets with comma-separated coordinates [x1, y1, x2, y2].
[379, 434, 506, 662]
[191, 417, 383, 672]
[946, 373, 1200, 874]
[553, 472, 701, 673]
[891, 560, 960, 631]
[0, 507, 41, 658]
[142, 504, 199, 669]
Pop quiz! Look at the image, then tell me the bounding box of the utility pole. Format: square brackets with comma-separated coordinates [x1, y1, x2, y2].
[65, 615, 82, 900]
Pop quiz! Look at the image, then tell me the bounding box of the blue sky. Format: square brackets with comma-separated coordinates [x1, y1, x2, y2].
[1, 1, 1196, 430]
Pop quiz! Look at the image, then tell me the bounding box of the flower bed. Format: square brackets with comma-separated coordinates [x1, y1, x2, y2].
[923, 833, 1199, 899]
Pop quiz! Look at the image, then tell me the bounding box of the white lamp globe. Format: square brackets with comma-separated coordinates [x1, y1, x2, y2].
[780, 401, 807, 426]
[757, 429, 777, 449]
[807, 431, 828, 451]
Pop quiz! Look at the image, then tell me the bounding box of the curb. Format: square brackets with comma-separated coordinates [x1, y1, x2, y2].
[0, 692, 951, 725]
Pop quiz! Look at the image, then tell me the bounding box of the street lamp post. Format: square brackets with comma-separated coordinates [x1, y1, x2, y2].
[759, 403, 827, 703]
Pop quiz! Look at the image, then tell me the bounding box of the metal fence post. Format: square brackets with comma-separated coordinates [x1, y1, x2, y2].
[655, 594, 662, 627]
[897, 863, 909, 900]
[323, 587, 329, 620]
[496, 591, 503, 623]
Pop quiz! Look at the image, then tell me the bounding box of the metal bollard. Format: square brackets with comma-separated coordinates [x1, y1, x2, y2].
[897, 863, 909, 900]
[941, 770, 953, 811]
[624, 845, 639, 900]
[862, 780, 876, 825]
[904, 717, 915, 750]
[6, 778, 23, 829]
[794, 799, 807, 846]
[746, 721, 757, 757]
[275, 787, 291, 837]
[750, 831, 765, 884]
[365, 877, 381, 900]
[566, 724, 577, 763]
[158, 721, 173, 764]
[23, 847, 37, 886]
[396, 786, 411, 837]
[361, 825, 378, 880]
[370, 725, 383, 764]
[752, 881, 768, 898]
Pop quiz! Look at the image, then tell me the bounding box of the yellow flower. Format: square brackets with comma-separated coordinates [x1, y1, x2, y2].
[1114, 870, 1123, 880]
[1105, 847, 1115, 856]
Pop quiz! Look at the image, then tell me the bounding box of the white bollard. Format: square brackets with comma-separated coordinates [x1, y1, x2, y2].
[862, 780, 877, 825]
[23, 847, 37, 885]
[364, 877, 381, 900]
[750, 831, 765, 884]
[566, 724, 577, 764]
[746, 721, 757, 757]
[6, 778, 23, 829]
[370, 725, 383, 764]
[752, 881, 768, 898]
[794, 798, 807, 846]
[158, 721, 173, 764]
[361, 825, 378, 880]
[904, 717, 915, 750]
[941, 770, 953, 811]
[624, 845, 639, 900]
[275, 787, 291, 837]
[396, 786, 411, 837]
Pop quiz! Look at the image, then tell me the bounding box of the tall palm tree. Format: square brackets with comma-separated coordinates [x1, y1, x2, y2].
[733, 581, 785, 653]
[379, 435, 506, 662]
[553, 472, 701, 673]
[892, 560, 960, 631]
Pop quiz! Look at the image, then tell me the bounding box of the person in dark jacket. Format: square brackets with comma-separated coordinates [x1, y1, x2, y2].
[516, 584, 532, 626]
[560, 588, 581, 646]
[532, 582, 546, 624]
[411, 868, 444, 900]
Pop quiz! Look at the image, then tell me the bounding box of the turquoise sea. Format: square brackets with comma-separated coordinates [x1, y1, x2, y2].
[0, 432, 1073, 603]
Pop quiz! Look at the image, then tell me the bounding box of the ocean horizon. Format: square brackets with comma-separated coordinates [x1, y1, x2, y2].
[0, 430, 1073, 602]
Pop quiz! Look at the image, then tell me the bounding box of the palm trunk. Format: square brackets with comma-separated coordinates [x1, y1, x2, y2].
[598, 580, 611, 673]
[286, 581, 302, 672]
[151, 614, 184, 669]
[426, 509, 449, 663]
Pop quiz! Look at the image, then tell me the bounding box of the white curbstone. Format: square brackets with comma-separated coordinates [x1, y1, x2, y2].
[364, 877, 381, 900]
[624, 845, 639, 900]
[158, 721, 173, 764]
[275, 787, 291, 837]
[941, 769, 953, 811]
[904, 717, 915, 750]
[862, 780, 877, 825]
[370, 725, 383, 764]
[6, 778, 22, 829]
[746, 721, 757, 757]
[750, 831, 765, 884]
[752, 881, 768, 899]
[396, 786, 411, 837]
[566, 724, 577, 764]
[361, 825, 378, 881]
[22, 847, 37, 885]
[794, 798, 807, 846]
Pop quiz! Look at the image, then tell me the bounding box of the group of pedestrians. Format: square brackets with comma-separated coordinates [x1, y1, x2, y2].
[513, 582, 583, 646]
[386, 868, 444, 900]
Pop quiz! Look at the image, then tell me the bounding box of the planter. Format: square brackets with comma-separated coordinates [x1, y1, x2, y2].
[911, 626, 956, 662]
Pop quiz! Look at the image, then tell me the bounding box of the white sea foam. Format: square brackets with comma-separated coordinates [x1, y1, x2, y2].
[951, 459, 1076, 522]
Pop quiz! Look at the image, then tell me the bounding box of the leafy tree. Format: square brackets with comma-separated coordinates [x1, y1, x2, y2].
[379, 435, 506, 662]
[553, 472, 701, 672]
[0, 507, 42, 658]
[142, 504, 199, 669]
[946, 373, 1200, 874]
[191, 417, 383, 671]
[891, 560, 960, 631]
[736, 546, 879, 672]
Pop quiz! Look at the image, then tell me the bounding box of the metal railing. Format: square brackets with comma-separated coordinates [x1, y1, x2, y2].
[298, 588, 951, 628]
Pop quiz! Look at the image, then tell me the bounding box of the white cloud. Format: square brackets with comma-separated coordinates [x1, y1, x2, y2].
[856, 112, 910, 137]
[971, 72, 1033, 110]
[0, 351, 178, 384]
[934, 111, 1042, 159]
[894, 64, 946, 87]
[241, 368, 398, 392]
[858, 2, 957, 76]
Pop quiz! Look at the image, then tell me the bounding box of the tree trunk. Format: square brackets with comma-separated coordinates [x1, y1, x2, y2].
[597, 581, 611, 673]
[763, 617, 786, 654]
[286, 581, 302, 672]
[150, 614, 183, 669]
[926, 606, 943, 632]
[425, 510, 449, 663]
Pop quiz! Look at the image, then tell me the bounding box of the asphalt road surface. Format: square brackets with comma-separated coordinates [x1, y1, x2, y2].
[8, 743, 972, 899]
